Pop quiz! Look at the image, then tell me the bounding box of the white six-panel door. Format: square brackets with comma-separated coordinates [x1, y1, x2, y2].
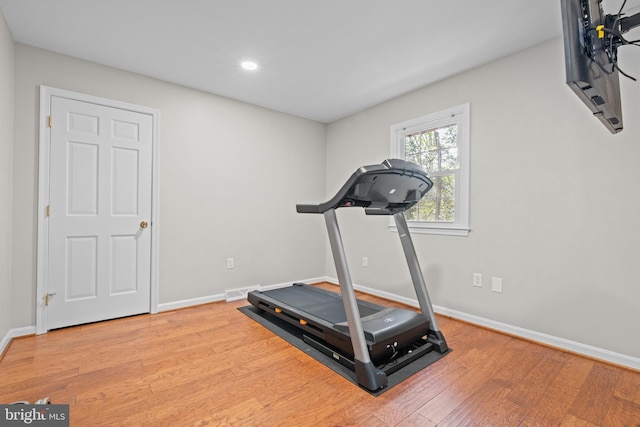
[45, 95, 153, 330]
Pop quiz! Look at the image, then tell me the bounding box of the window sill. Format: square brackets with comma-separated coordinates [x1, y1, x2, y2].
[389, 224, 470, 237]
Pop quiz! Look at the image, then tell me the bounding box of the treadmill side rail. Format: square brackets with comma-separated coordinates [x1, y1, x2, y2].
[324, 208, 388, 391]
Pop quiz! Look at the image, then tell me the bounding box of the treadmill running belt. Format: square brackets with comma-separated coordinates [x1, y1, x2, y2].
[260, 285, 380, 323]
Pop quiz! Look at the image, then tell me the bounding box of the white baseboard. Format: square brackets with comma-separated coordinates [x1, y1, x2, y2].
[156, 277, 330, 312]
[261, 276, 330, 291]
[157, 293, 226, 312]
[326, 277, 640, 371]
[0, 329, 11, 356]
[433, 306, 640, 371]
[11, 276, 637, 372]
[0, 326, 36, 357]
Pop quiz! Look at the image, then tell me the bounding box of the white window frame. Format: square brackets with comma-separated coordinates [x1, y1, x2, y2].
[390, 103, 470, 236]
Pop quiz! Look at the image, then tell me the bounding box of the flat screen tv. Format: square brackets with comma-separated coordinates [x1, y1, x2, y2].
[561, 0, 624, 133]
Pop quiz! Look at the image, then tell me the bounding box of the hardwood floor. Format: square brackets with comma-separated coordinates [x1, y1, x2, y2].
[1, 283, 639, 426]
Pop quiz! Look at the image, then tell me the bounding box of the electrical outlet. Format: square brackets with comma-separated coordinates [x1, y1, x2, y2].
[362, 257, 368, 267]
[227, 258, 234, 269]
[473, 273, 482, 287]
[492, 277, 503, 293]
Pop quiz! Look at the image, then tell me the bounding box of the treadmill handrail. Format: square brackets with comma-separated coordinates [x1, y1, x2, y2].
[296, 159, 432, 215]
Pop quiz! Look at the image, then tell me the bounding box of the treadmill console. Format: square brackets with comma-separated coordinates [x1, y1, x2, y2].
[297, 159, 432, 215]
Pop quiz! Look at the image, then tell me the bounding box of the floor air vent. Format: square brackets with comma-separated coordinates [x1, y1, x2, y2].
[225, 285, 261, 302]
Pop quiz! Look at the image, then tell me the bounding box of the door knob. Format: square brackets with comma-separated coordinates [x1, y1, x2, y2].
[140, 221, 149, 229]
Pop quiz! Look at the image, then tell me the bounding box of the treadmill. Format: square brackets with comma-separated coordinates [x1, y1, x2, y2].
[247, 159, 448, 391]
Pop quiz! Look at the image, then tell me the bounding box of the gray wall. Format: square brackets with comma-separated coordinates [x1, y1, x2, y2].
[4, 28, 639, 364]
[325, 37, 640, 359]
[0, 9, 14, 341]
[11, 44, 327, 326]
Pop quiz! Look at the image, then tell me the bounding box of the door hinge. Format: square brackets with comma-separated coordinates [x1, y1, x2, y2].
[46, 205, 50, 217]
[47, 116, 52, 128]
[45, 293, 56, 306]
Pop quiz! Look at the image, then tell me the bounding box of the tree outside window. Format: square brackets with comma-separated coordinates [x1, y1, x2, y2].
[390, 104, 470, 236]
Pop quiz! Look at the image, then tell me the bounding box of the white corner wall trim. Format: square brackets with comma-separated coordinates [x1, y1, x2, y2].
[0, 326, 37, 356]
[337, 278, 640, 371]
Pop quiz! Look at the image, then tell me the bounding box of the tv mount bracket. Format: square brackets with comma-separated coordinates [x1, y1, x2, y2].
[602, 10, 640, 47]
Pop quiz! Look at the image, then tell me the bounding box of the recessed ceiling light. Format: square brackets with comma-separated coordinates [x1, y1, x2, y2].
[241, 61, 258, 71]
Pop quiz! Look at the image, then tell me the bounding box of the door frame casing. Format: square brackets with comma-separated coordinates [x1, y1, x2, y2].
[36, 86, 160, 334]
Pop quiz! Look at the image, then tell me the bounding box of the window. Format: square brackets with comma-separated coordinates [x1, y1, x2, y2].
[390, 103, 470, 236]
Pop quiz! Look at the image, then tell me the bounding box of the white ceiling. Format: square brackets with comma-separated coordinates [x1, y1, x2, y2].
[1, 0, 639, 123]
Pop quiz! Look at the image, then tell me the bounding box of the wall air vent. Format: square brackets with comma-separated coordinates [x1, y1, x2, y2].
[225, 285, 261, 302]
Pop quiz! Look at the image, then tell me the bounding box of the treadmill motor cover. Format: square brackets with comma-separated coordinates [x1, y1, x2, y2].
[334, 307, 428, 344]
